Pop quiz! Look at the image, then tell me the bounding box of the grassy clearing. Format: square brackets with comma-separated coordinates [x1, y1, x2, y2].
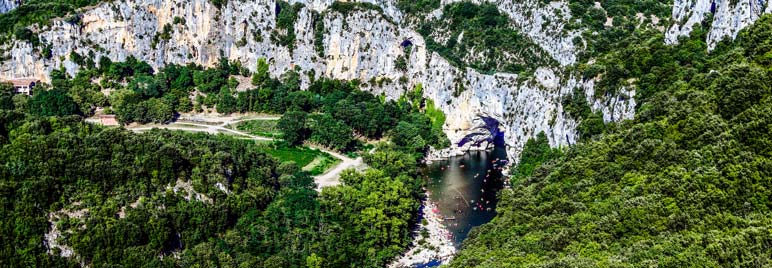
[303, 154, 341, 176]
[262, 142, 338, 171]
[231, 119, 282, 138]
[233, 137, 272, 145]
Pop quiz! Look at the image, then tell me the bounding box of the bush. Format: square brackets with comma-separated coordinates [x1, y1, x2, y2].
[28, 88, 79, 116]
[277, 111, 308, 145]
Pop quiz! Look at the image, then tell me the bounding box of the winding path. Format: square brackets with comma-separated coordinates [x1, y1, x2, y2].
[127, 115, 362, 190]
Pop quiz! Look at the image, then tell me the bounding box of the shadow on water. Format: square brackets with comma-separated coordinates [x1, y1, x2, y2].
[423, 145, 508, 247]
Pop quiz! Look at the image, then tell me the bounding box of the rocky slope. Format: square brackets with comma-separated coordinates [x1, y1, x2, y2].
[0, 0, 18, 14]
[440, 0, 579, 66]
[667, 0, 772, 48]
[4, 0, 738, 161]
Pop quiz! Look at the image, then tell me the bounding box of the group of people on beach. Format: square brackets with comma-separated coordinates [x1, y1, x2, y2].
[428, 202, 457, 241]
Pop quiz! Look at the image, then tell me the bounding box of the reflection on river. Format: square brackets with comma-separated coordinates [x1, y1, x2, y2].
[423, 146, 508, 246]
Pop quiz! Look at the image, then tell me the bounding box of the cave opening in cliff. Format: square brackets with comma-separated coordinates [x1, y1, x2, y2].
[457, 116, 506, 148]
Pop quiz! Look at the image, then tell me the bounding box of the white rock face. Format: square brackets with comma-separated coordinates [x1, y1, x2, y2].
[44, 203, 89, 260]
[0, 0, 631, 162]
[441, 0, 579, 65]
[666, 0, 771, 49]
[294, 0, 405, 21]
[0, 0, 19, 14]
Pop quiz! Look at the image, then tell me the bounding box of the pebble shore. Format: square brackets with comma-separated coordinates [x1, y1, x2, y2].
[388, 193, 456, 268]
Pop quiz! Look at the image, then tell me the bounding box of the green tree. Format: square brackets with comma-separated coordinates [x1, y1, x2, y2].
[278, 111, 308, 145]
[577, 111, 606, 140]
[216, 88, 237, 114]
[308, 113, 353, 151]
[252, 58, 270, 87]
[391, 121, 426, 153]
[363, 149, 417, 177]
[144, 98, 174, 123]
[0, 82, 15, 110]
[394, 55, 408, 71]
[28, 88, 79, 116]
[306, 253, 323, 268]
[110, 89, 141, 123]
[98, 56, 113, 74]
[511, 131, 562, 182]
[710, 64, 770, 119]
[194, 68, 227, 94]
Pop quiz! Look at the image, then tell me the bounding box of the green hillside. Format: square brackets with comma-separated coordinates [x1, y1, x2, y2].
[451, 15, 772, 267]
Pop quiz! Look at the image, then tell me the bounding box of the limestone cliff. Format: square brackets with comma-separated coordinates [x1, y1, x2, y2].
[667, 0, 771, 48]
[440, 0, 579, 66]
[0, 0, 632, 162]
[0, 0, 19, 14]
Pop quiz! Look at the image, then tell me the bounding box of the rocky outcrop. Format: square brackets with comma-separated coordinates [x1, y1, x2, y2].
[388, 198, 455, 267]
[440, 0, 579, 65]
[0, 0, 632, 162]
[0, 0, 19, 14]
[44, 202, 88, 261]
[666, 0, 771, 48]
[295, 0, 405, 21]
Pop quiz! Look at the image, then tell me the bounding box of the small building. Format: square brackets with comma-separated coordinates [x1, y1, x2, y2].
[99, 115, 119, 126]
[4, 78, 40, 95]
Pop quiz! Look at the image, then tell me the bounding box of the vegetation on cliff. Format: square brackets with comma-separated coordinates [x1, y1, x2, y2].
[415, 2, 556, 75]
[2, 0, 772, 267]
[451, 15, 772, 267]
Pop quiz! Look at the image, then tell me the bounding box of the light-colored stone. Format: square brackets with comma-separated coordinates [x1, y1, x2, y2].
[666, 0, 771, 49]
[440, 0, 579, 65]
[0, 0, 632, 162]
[0, 0, 19, 14]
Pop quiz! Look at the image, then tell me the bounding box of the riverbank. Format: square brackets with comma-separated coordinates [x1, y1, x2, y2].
[388, 192, 456, 268]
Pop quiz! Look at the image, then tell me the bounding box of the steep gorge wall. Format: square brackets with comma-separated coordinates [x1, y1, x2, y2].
[439, 0, 579, 66]
[667, 0, 772, 48]
[0, 0, 19, 14]
[0, 0, 633, 162]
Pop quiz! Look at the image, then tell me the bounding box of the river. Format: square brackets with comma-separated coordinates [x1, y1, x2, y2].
[423, 146, 509, 246]
[387, 146, 509, 268]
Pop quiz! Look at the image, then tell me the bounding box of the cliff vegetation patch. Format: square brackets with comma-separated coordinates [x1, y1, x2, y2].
[417, 2, 557, 75]
[451, 15, 772, 267]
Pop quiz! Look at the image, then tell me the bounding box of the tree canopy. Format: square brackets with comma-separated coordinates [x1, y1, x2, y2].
[451, 14, 772, 268]
[0, 57, 441, 268]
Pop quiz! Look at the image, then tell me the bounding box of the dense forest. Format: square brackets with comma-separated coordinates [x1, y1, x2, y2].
[0, 58, 447, 267]
[3, 0, 772, 266]
[10, 51, 448, 153]
[276, 80, 448, 153]
[450, 15, 772, 267]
